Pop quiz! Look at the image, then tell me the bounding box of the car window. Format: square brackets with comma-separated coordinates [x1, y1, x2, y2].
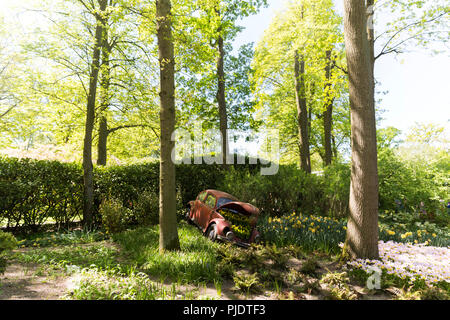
[197, 192, 207, 202]
[216, 197, 234, 208]
[204, 195, 216, 208]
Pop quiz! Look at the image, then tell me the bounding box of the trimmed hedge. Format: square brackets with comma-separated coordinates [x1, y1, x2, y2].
[0, 157, 263, 230]
[0, 157, 83, 230]
[0, 156, 350, 231]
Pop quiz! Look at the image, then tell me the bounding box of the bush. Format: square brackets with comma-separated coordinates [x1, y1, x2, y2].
[0, 230, 17, 274]
[0, 157, 83, 229]
[133, 190, 159, 226]
[99, 198, 131, 234]
[323, 163, 350, 218]
[218, 165, 325, 217]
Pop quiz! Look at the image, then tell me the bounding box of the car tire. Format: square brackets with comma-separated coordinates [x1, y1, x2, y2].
[206, 224, 217, 242]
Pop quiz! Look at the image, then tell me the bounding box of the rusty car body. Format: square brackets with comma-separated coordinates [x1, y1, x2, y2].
[186, 189, 260, 247]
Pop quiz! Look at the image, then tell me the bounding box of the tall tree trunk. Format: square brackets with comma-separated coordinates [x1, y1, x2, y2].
[323, 50, 335, 167]
[156, 0, 180, 252]
[343, 0, 379, 259]
[97, 116, 108, 166]
[294, 51, 311, 173]
[366, 0, 375, 77]
[97, 25, 111, 166]
[82, 0, 107, 229]
[216, 19, 228, 167]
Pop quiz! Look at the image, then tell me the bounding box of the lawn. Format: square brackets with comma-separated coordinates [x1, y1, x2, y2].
[1, 211, 449, 300]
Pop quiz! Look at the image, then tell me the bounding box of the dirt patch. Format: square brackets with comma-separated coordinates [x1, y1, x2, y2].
[0, 262, 70, 300]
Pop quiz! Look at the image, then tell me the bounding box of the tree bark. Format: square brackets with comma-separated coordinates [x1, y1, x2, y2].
[343, 0, 379, 259]
[97, 25, 111, 166]
[294, 51, 311, 174]
[216, 21, 228, 167]
[323, 50, 335, 167]
[156, 0, 180, 252]
[366, 0, 375, 104]
[97, 115, 108, 166]
[82, 0, 107, 229]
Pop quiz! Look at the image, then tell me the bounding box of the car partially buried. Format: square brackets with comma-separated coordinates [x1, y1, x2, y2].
[186, 189, 260, 247]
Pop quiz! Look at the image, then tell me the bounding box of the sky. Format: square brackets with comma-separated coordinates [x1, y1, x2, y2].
[1, 0, 449, 138]
[233, 0, 450, 137]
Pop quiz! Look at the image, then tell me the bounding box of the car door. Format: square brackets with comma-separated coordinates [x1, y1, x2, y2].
[198, 193, 216, 229]
[192, 191, 207, 223]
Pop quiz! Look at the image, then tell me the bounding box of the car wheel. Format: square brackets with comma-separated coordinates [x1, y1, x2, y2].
[206, 224, 217, 242]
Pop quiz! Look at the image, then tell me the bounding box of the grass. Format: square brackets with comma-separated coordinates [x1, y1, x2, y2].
[3, 210, 449, 300]
[112, 221, 223, 284]
[8, 221, 226, 299]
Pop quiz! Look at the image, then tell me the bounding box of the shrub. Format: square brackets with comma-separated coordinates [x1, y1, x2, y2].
[233, 271, 261, 294]
[320, 272, 358, 300]
[323, 163, 350, 218]
[133, 190, 159, 226]
[0, 157, 83, 229]
[0, 230, 17, 274]
[218, 165, 325, 217]
[99, 198, 130, 234]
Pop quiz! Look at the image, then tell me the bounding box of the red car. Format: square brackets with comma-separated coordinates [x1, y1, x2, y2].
[186, 189, 260, 247]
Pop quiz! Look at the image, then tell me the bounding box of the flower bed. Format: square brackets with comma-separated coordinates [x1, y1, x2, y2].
[259, 212, 346, 252]
[345, 241, 450, 286]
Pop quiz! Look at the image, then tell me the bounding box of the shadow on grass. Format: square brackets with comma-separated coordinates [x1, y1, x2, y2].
[112, 222, 224, 285]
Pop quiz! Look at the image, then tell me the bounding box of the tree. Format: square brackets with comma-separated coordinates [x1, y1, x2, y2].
[294, 50, 311, 172]
[252, 0, 346, 169]
[173, 0, 266, 164]
[322, 49, 335, 166]
[156, 0, 180, 252]
[372, 0, 449, 62]
[342, 0, 379, 259]
[82, 0, 108, 229]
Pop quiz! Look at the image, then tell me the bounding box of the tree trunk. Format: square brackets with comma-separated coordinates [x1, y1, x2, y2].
[343, 0, 379, 259]
[366, 0, 376, 106]
[97, 116, 108, 166]
[156, 0, 180, 252]
[216, 28, 228, 167]
[97, 25, 111, 166]
[323, 50, 335, 167]
[82, 0, 107, 229]
[294, 51, 311, 173]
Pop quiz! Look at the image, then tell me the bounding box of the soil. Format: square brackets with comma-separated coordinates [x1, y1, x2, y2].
[0, 262, 70, 300]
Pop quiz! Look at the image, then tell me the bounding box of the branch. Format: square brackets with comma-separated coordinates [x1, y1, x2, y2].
[107, 124, 159, 139]
[375, 11, 448, 58]
[0, 105, 16, 118]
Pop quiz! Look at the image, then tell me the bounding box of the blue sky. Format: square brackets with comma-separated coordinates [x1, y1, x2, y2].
[233, 0, 450, 136]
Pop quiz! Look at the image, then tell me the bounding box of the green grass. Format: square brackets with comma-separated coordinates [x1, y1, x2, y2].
[112, 221, 223, 284]
[13, 242, 120, 273]
[15, 229, 109, 248]
[67, 266, 190, 300]
[5, 210, 449, 300]
[12, 221, 225, 285]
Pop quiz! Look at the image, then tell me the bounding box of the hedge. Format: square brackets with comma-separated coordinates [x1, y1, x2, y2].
[0, 157, 265, 230]
[0, 156, 351, 231]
